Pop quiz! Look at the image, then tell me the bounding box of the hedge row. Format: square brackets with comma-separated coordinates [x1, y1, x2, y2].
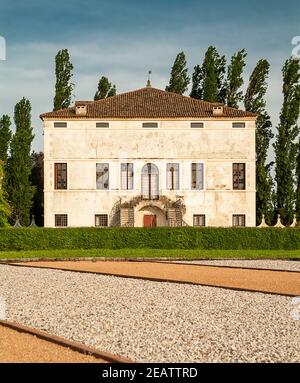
[0, 227, 299, 251]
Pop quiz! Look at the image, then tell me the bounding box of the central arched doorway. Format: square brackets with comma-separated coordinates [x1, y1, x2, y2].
[141, 163, 159, 200]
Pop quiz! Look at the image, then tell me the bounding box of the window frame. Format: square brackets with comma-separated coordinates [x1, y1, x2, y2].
[96, 163, 109, 190]
[95, 214, 109, 227]
[190, 122, 204, 129]
[166, 163, 180, 190]
[232, 214, 246, 227]
[233, 163, 246, 190]
[191, 163, 204, 190]
[54, 122, 67, 128]
[55, 214, 68, 227]
[96, 122, 110, 128]
[121, 163, 134, 190]
[142, 122, 159, 129]
[193, 214, 206, 227]
[232, 122, 246, 129]
[54, 163, 67, 190]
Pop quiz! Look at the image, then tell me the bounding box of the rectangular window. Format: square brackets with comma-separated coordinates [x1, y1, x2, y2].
[142, 122, 158, 128]
[121, 163, 134, 190]
[190, 122, 204, 129]
[54, 122, 67, 128]
[54, 163, 67, 190]
[96, 163, 109, 190]
[96, 122, 110, 128]
[167, 163, 179, 190]
[55, 214, 68, 227]
[233, 215, 246, 227]
[233, 163, 246, 190]
[191, 163, 204, 190]
[232, 122, 246, 129]
[95, 214, 108, 227]
[193, 215, 206, 227]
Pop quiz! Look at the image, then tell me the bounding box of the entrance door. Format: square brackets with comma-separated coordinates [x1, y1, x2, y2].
[143, 215, 157, 227]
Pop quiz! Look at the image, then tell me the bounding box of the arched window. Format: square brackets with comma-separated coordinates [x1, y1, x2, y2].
[141, 163, 159, 200]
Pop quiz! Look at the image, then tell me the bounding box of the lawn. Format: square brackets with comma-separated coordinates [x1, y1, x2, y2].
[0, 248, 299, 260]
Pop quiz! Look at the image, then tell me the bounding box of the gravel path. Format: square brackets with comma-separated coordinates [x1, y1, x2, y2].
[167, 260, 300, 272]
[0, 264, 299, 363]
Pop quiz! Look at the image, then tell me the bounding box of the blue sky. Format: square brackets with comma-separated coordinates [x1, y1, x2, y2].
[0, 0, 299, 151]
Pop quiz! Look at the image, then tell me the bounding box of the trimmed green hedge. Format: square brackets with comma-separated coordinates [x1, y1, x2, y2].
[0, 227, 299, 251]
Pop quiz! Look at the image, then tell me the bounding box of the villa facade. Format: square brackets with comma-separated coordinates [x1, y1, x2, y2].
[40, 84, 257, 228]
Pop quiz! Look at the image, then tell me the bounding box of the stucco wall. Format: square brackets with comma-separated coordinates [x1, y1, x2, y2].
[43, 118, 256, 227]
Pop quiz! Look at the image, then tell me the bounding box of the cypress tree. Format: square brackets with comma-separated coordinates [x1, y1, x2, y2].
[244, 59, 273, 224]
[53, 49, 74, 111]
[226, 49, 247, 108]
[0, 115, 12, 162]
[0, 161, 11, 227]
[274, 57, 300, 225]
[166, 52, 190, 95]
[7, 98, 35, 226]
[94, 76, 116, 100]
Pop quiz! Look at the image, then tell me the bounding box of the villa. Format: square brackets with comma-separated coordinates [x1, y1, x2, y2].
[40, 82, 257, 228]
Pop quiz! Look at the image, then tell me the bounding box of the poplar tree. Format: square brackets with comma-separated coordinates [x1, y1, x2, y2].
[244, 59, 273, 224]
[200, 46, 226, 103]
[7, 98, 35, 226]
[226, 49, 247, 108]
[274, 57, 300, 225]
[190, 65, 203, 99]
[94, 76, 116, 100]
[0, 161, 11, 227]
[166, 52, 190, 95]
[53, 49, 74, 111]
[0, 115, 12, 162]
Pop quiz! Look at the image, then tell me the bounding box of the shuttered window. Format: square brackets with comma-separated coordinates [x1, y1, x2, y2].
[193, 215, 206, 227]
[167, 163, 179, 190]
[233, 163, 246, 190]
[232, 215, 246, 227]
[121, 163, 134, 190]
[191, 163, 204, 190]
[96, 163, 109, 190]
[54, 163, 67, 190]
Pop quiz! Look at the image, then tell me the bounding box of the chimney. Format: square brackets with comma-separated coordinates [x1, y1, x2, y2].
[75, 102, 87, 116]
[212, 105, 224, 116]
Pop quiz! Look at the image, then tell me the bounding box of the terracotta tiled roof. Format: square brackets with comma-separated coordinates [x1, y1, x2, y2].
[40, 87, 258, 120]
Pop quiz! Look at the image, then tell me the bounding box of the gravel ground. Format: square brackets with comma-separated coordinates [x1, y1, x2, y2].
[0, 264, 299, 363]
[164, 260, 300, 272]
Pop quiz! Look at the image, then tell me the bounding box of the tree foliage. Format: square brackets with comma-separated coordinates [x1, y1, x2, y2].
[0, 161, 11, 227]
[166, 52, 190, 94]
[53, 49, 74, 111]
[94, 76, 116, 100]
[274, 57, 300, 225]
[244, 59, 273, 224]
[30, 151, 44, 227]
[7, 98, 36, 226]
[226, 49, 247, 108]
[0, 115, 12, 162]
